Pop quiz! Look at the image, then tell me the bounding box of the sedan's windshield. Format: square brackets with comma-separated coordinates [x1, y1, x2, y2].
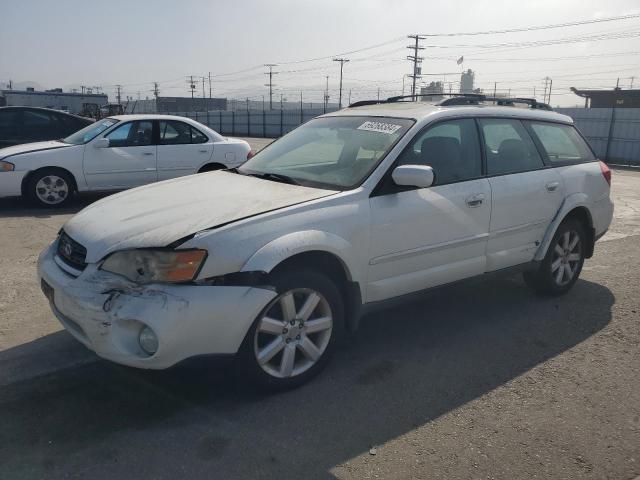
[239, 116, 414, 190]
[62, 118, 119, 145]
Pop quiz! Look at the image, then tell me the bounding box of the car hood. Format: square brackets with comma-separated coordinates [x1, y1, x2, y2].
[63, 171, 336, 263]
[0, 140, 70, 160]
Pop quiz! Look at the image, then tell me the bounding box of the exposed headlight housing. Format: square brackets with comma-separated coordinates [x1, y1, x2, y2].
[0, 160, 15, 172]
[100, 249, 207, 284]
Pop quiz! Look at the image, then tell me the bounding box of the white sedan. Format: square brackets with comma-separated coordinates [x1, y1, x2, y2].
[0, 114, 252, 207]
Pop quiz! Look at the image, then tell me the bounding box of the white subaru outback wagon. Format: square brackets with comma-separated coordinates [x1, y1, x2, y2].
[38, 95, 614, 389]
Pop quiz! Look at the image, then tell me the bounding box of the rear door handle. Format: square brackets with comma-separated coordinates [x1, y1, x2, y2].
[546, 181, 559, 192]
[142, 152, 154, 156]
[465, 193, 485, 208]
[198, 149, 209, 153]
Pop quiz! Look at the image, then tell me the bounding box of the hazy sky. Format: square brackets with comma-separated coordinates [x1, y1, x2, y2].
[2, 0, 639, 106]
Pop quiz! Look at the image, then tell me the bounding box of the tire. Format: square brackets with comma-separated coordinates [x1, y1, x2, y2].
[26, 168, 74, 208]
[523, 218, 587, 296]
[235, 268, 344, 391]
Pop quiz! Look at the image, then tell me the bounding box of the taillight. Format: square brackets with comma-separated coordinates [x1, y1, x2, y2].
[599, 161, 611, 186]
[247, 150, 255, 160]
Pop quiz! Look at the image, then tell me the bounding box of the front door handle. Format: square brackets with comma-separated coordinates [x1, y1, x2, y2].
[546, 181, 560, 192]
[465, 193, 485, 208]
[198, 149, 209, 153]
[141, 152, 154, 156]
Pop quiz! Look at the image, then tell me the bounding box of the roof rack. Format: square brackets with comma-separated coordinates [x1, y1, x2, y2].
[348, 93, 552, 110]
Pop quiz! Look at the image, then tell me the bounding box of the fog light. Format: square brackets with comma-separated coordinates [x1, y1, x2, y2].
[138, 326, 158, 355]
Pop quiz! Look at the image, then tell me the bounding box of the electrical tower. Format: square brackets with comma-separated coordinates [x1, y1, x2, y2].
[152, 82, 160, 99]
[264, 64, 278, 110]
[333, 58, 349, 108]
[407, 35, 426, 100]
[115, 85, 122, 105]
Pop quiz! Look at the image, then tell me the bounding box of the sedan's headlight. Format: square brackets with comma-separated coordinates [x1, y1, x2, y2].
[0, 161, 15, 172]
[101, 249, 207, 283]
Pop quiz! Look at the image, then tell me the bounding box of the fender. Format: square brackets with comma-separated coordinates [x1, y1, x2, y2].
[534, 193, 593, 261]
[241, 230, 361, 284]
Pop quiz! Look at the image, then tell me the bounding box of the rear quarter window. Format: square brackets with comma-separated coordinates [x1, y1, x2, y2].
[526, 122, 595, 164]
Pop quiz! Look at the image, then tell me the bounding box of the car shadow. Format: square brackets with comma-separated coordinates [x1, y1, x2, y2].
[0, 193, 113, 218]
[0, 276, 614, 479]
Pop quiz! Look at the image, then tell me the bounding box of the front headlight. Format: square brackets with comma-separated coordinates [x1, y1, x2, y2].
[101, 249, 207, 283]
[0, 160, 15, 172]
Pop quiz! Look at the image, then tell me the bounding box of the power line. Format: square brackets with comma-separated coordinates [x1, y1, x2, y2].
[418, 12, 640, 37]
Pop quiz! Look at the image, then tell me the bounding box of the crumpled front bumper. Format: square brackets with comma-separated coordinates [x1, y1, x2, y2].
[37, 243, 276, 369]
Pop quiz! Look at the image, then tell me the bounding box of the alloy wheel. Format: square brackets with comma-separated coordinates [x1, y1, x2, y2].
[551, 230, 582, 286]
[253, 288, 333, 379]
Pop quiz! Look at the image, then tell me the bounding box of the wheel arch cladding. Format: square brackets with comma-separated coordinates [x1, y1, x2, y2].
[243, 232, 363, 333]
[536, 198, 595, 261]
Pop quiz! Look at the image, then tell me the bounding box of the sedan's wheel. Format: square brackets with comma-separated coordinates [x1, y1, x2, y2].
[523, 218, 586, 296]
[27, 169, 74, 208]
[237, 269, 344, 391]
[254, 288, 333, 379]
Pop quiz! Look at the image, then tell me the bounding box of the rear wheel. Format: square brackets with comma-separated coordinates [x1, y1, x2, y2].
[236, 269, 344, 391]
[26, 168, 74, 208]
[523, 218, 586, 295]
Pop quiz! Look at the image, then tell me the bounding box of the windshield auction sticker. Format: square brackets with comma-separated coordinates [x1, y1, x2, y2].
[357, 121, 403, 134]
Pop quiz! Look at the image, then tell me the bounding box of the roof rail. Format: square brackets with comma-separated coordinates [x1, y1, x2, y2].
[348, 93, 552, 110]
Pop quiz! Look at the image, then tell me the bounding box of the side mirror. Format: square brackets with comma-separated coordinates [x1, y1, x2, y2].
[94, 137, 110, 148]
[392, 164, 434, 189]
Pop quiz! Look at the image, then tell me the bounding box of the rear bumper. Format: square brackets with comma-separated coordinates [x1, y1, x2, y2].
[0, 171, 26, 197]
[37, 242, 276, 369]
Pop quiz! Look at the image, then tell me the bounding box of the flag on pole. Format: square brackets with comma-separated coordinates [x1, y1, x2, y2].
[457, 56, 464, 65]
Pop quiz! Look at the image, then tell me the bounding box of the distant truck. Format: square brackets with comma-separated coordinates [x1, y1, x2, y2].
[81, 103, 124, 119]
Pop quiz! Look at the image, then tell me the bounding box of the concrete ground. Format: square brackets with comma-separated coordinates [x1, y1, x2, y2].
[0, 147, 638, 479]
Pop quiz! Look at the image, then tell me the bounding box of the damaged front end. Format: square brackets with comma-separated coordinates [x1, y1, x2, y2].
[37, 242, 276, 369]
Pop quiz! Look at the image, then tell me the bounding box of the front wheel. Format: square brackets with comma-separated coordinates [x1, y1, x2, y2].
[26, 168, 74, 208]
[523, 218, 586, 296]
[236, 269, 344, 391]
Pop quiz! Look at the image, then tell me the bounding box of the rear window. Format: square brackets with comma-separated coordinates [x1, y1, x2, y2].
[527, 122, 595, 163]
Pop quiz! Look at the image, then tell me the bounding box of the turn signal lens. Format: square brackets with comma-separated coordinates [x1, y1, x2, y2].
[0, 161, 15, 172]
[101, 249, 207, 284]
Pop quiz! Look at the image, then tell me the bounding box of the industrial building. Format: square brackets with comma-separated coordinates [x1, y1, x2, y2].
[571, 87, 640, 108]
[0, 88, 108, 115]
[460, 69, 475, 94]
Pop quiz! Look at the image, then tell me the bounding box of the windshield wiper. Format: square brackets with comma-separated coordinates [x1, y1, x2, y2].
[246, 172, 301, 185]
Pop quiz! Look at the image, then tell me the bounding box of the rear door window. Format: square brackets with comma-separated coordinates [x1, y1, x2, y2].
[526, 122, 595, 163]
[479, 118, 544, 176]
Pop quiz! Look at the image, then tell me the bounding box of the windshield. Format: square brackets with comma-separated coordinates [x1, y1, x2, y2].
[62, 118, 119, 145]
[239, 116, 414, 190]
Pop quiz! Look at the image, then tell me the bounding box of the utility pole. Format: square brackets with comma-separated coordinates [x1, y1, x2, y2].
[208, 72, 212, 98]
[324, 75, 329, 111]
[116, 84, 122, 105]
[631, 76, 635, 89]
[493, 82, 497, 102]
[187, 76, 196, 99]
[264, 64, 278, 110]
[407, 34, 426, 100]
[547, 78, 553, 105]
[543, 77, 551, 103]
[333, 58, 349, 108]
[152, 82, 160, 99]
